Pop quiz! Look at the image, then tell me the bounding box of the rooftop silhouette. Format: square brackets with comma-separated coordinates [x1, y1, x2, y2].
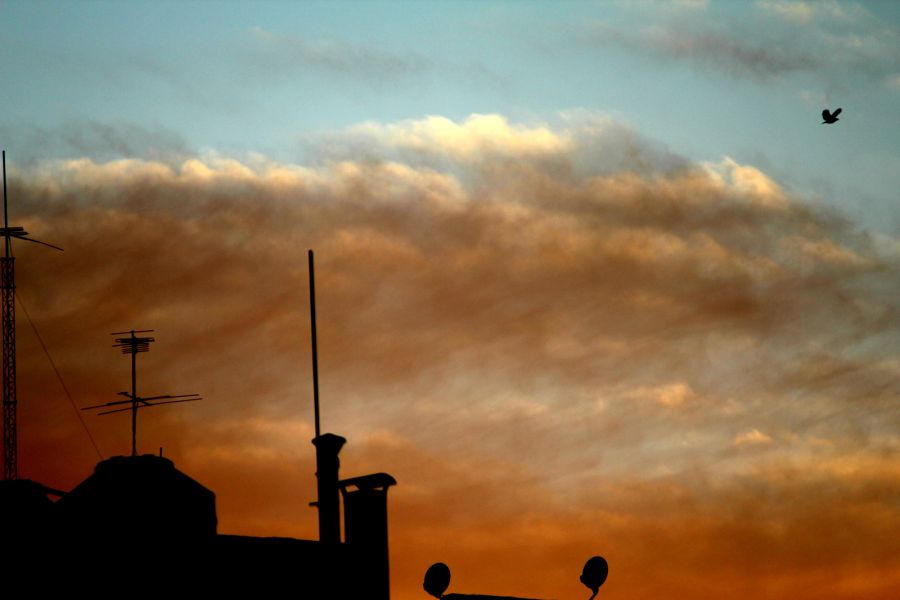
[0, 246, 608, 598]
[2, 437, 396, 597]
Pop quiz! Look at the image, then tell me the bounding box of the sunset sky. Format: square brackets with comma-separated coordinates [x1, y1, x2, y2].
[2, 1, 899, 598]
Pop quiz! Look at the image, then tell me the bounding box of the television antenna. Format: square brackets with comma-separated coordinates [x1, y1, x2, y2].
[1, 150, 63, 480]
[82, 330, 201, 456]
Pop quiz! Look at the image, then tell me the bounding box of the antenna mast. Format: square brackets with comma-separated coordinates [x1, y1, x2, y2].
[1, 150, 63, 480]
[307, 249, 345, 544]
[82, 330, 201, 456]
[309, 249, 321, 438]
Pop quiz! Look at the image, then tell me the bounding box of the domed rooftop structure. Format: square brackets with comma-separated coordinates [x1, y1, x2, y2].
[56, 454, 216, 547]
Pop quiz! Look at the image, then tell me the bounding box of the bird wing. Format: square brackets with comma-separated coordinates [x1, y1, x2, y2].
[822, 109, 831, 120]
[832, 108, 842, 117]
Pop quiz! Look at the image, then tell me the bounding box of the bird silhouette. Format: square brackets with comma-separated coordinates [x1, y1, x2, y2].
[822, 108, 842, 124]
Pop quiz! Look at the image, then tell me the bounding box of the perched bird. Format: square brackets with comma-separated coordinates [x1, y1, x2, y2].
[822, 108, 842, 124]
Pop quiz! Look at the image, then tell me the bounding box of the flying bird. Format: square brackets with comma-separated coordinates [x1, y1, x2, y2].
[822, 108, 842, 124]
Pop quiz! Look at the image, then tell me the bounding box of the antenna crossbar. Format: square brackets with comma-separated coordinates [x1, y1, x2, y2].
[87, 329, 202, 456]
[96, 396, 202, 416]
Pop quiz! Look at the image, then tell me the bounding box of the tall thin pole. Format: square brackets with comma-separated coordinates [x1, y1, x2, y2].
[308, 249, 321, 438]
[130, 331, 137, 456]
[3, 151, 8, 233]
[1, 150, 14, 480]
[109, 329, 155, 456]
[1, 152, 61, 479]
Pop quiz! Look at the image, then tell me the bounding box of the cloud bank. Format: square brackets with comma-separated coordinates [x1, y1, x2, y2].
[7, 113, 898, 599]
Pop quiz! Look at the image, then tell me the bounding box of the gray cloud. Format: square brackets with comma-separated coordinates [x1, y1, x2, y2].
[579, 7, 900, 87]
[238, 27, 507, 91]
[586, 22, 821, 82]
[0, 120, 191, 166]
[245, 27, 432, 81]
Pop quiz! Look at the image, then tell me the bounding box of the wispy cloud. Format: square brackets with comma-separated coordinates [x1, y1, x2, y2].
[757, 0, 815, 23]
[245, 26, 431, 81]
[0, 120, 191, 166]
[583, 21, 820, 82]
[756, 0, 867, 24]
[237, 27, 505, 90]
[613, 0, 711, 15]
[578, 3, 898, 87]
[733, 428, 774, 446]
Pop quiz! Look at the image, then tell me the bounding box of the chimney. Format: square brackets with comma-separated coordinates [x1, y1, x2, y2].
[312, 433, 346, 544]
[340, 472, 397, 600]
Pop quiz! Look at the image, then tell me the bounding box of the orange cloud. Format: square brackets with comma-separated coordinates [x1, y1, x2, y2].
[5, 114, 898, 599]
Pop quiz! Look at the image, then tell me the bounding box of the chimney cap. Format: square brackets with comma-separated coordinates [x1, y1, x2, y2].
[312, 432, 347, 451]
[339, 472, 397, 492]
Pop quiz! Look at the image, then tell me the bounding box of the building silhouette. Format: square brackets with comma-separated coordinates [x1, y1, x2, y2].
[0, 251, 604, 598]
[0, 432, 396, 598]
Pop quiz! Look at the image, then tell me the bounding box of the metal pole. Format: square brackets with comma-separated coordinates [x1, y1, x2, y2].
[1, 150, 16, 480]
[309, 250, 321, 438]
[131, 330, 137, 456]
[3, 150, 8, 232]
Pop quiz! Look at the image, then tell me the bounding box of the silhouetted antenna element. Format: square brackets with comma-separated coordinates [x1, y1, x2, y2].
[2, 150, 63, 480]
[83, 330, 202, 456]
[113, 329, 155, 354]
[309, 249, 321, 438]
